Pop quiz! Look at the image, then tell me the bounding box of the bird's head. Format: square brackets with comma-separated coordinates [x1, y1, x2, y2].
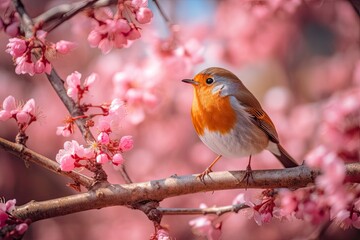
[182, 67, 242, 99]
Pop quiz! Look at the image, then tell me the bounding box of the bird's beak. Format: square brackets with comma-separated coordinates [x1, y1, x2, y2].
[182, 79, 199, 85]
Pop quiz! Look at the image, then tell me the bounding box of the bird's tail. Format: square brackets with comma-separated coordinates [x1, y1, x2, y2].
[271, 144, 298, 168]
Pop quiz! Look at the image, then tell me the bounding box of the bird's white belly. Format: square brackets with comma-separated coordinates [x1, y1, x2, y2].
[199, 127, 268, 158]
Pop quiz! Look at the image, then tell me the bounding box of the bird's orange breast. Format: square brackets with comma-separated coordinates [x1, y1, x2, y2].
[191, 87, 237, 136]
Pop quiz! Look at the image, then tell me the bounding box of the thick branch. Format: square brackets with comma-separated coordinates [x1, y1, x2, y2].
[12, 163, 360, 222]
[0, 137, 94, 189]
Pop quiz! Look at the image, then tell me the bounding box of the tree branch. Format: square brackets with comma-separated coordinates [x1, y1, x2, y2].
[33, 0, 117, 31]
[12, 0, 33, 36]
[0, 137, 94, 189]
[41, 0, 99, 33]
[11, 163, 360, 222]
[158, 203, 249, 216]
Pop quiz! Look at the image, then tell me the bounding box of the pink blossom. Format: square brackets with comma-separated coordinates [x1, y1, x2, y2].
[58, 155, 75, 171]
[189, 204, 222, 240]
[112, 153, 124, 165]
[56, 140, 88, 171]
[279, 190, 297, 215]
[96, 119, 111, 132]
[156, 228, 171, 240]
[88, 30, 102, 47]
[55, 40, 77, 54]
[98, 38, 113, 54]
[66, 71, 81, 89]
[100, 98, 127, 131]
[16, 98, 36, 124]
[6, 38, 27, 57]
[0, 199, 16, 227]
[96, 153, 109, 164]
[15, 223, 29, 234]
[87, 5, 149, 53]
[66, 71, 81, 101]
[0, 96, 17, 121]
[15, 56, 35, 76]
[189, 216, 212, 237]
[116, 18, 131, 33]
[130, 0, 148, 8]
[97, 132, 110, 144]
[109, 98, 126, 114]
[135, 7, 153, 24]
[127, 27, 141, 40]
[84, 73, 98, 88]
[5, 21, 19, 37]
[37, 61, 50, 74]
[56, 126, 72, 137]
[119, 135, 134, 152]
[305, 145, 328, 168]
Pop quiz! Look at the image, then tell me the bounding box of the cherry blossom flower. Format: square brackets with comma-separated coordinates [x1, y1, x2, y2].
[119, 135, 133, 152]
[65, 71, 98, 102]
[0, 199, 29, 237]
[96, 152, 109, 164]
[56, 140, 94, 171]
[112, 153, 124, 165]
[0, 199, 16, 227]
[56, 125, 72, 137]
[155, 228, 171, 240]
[112, 67, 158, 124]
[97, 132, 110, 145]
[188, 204, 222, 240]
[0, 95, 18, 121]
[135, 7, 153, 24]
[5, 38, 27, 57]
[55, 40, 77, 54]
[87, 1, 152, 54]
[0, 96, 37, 130]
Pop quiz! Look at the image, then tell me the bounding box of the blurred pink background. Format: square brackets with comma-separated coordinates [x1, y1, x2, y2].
[1, 0, 359, 239]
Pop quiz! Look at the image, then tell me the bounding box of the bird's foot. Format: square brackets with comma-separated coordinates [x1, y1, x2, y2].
[240, 164, 254, 189]
[196, 167, 213, 184]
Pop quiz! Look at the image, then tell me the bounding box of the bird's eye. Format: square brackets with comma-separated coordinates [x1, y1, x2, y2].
[205, 78, 214, 85]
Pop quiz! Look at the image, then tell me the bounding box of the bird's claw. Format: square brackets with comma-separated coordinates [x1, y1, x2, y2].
[240, 164, 254, 188]
[196, 168, 213, 184]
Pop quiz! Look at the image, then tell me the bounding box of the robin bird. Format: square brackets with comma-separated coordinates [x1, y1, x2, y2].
[182, 67, 298, 182]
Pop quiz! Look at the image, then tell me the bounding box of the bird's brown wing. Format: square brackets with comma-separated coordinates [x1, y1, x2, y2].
[233, 91, 279, 143]
[245, 107, 279, 144]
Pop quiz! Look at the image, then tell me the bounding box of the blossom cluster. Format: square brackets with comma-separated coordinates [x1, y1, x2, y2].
[56, 71, 134, 171]
[87, 0, 153, 54]
[5, 31, 76, 76]
[55, 134, 133, 171]
[112, 66, 158, 124]
[0, 96, 37, 132]
[0, 199, 28, 239]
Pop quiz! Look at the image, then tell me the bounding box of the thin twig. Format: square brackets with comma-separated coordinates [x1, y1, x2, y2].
[152, 0, 172, 26]
[0, 137, 94, 189]
[34, 0, 118, 29]
[45, 0, 98, 33]
[158, 203, 249, 216]
[12, 0, 33, 36]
